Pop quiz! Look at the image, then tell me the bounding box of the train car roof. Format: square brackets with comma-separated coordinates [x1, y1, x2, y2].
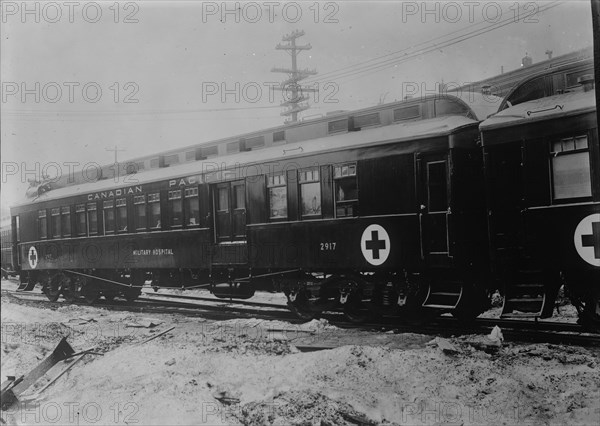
[480, 89, 596, 132]
[12, 114, 477, 208]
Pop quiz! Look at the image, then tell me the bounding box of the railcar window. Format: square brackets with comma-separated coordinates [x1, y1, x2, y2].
[148, 193, 161, 230]
[299, 168, 321, 217]
[185, 151, 195, 161]
[164, 154, 179, 166]
[38, 210, 47, 239]
[354, 113, 380, 128]
[103, 200, 115, 234]
[134, 195, 147, 230]
[60, 206, 71, 237]
[76, 204, 86, 236]
[550, 135, 592, 200]
[168, 190, 183, 228]
[150, 158, 159, 168]
[60, 207, 71, 237]
[334, 163, 358, 217]
[51, 208, 61, 238]
[435, 99, 469, 117]
[227, 141, 240, 154]
[273, 130, 285, 143]
[394, 105, 420, 121]
[87, 203, 98, 235]
[245, 136, 265, 150]
[217, 187, 229, 212]
[184, 188, 200, 226]
[116, 198, 127, 232]
[202, 146, 219, 159]
[233, 184, 245, 209]
[268, 174, 287, 219]
[328, 118, 348, 134]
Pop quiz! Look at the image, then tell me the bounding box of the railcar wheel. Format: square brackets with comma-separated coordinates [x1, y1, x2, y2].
[124, 287, 141, 303]
[339, 278, 369, 323]
[581, 287, 600, 331]
[103, 293, 116, 302]
[43, 274, 61, 302]
[286, 290, 318, 321]
[59, 274, 79, 303]
[81, 281, 100, 304]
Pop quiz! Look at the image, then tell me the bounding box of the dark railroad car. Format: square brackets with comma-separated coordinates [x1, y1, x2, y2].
[480, 85, 600, 327]
[1, 221, 15, 278]
[9, 93, 498, 319]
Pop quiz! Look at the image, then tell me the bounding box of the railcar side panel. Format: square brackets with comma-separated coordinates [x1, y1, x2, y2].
[18, 229, 213, 271]
[248, 215, 420, 270]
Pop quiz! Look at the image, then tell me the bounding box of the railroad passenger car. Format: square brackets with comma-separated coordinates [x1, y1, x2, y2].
[9, 94, 498, 320]
[480, 85, 600, 327]
[1, 221, 15, 279]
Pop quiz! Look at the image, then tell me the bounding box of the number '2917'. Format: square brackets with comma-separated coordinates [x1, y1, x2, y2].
[320, 242, 336, 251]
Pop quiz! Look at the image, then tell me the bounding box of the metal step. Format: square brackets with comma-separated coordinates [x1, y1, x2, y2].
[16, 280, 35, 291]
[422, 282, 463, 310]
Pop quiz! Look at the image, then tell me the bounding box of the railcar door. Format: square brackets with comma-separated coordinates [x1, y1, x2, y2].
[213, 180, 246, 242]
[484, 142, 523, 269]
[418, 153, 450, 262]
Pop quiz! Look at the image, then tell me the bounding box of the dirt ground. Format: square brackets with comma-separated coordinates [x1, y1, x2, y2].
[1, 279, 599, 426]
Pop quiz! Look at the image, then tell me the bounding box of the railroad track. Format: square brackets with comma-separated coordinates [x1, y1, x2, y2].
[3, 285, 600, 348]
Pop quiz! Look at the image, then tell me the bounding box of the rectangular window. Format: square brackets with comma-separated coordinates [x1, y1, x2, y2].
[334, 163, 358, 217]
[168, 190, 183, 227]
[394, 105, 421, 121]
[184, 187, 200, 226]
[551, 135, 592, 200]
[299, 168, 321, 217]
[150, 158, 160, 168]
[273, 130, 285, 143]
[268, 174, 287, 219]
[134, 195, 147, 230]
[76, 204, 86, 236]
[60, 206, 71, 237]
[116, 198, 127, 232]
[217, 187, 229, 212]
[148, 193, 161, 230]
[354, 112, 380, 128]
[103, 201, 115, 234]
[328, 118, 348, 134]
[245, 136, 265, 150]
[51, 208, 61, 238]
[233, 184, 245, 209]
[38, 210, 47, 239]
[87, 203, 98, 235]
[164, 154, 179, 166]
[227, 141, 240, 154]
[201, 146, 219, 158]
[185, 150, 196, 161]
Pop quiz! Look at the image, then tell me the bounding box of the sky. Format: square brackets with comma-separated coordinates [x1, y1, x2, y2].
[0, 0, 595, 215]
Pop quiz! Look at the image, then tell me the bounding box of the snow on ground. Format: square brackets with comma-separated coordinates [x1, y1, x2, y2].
[1, 279, 599, 425]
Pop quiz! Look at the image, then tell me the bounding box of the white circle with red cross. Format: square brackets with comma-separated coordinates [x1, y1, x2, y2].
[574, 213, 600, 267]
[28, 246, 38, 269]
[361, 224, 390, 266]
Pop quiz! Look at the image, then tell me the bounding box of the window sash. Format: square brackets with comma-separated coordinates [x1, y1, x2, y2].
[300, 181, 321, 217]
[551, 151, 592, 200]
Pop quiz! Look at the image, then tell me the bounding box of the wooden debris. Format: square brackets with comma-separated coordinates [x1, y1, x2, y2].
[1, 337, 75, 410]
[138, 326, 175, 345]
[212, 390, 240, 405]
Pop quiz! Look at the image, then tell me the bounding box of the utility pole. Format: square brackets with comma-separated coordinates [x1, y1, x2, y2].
[106, 145, 125, 164]
[271, 30, 318, 123]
